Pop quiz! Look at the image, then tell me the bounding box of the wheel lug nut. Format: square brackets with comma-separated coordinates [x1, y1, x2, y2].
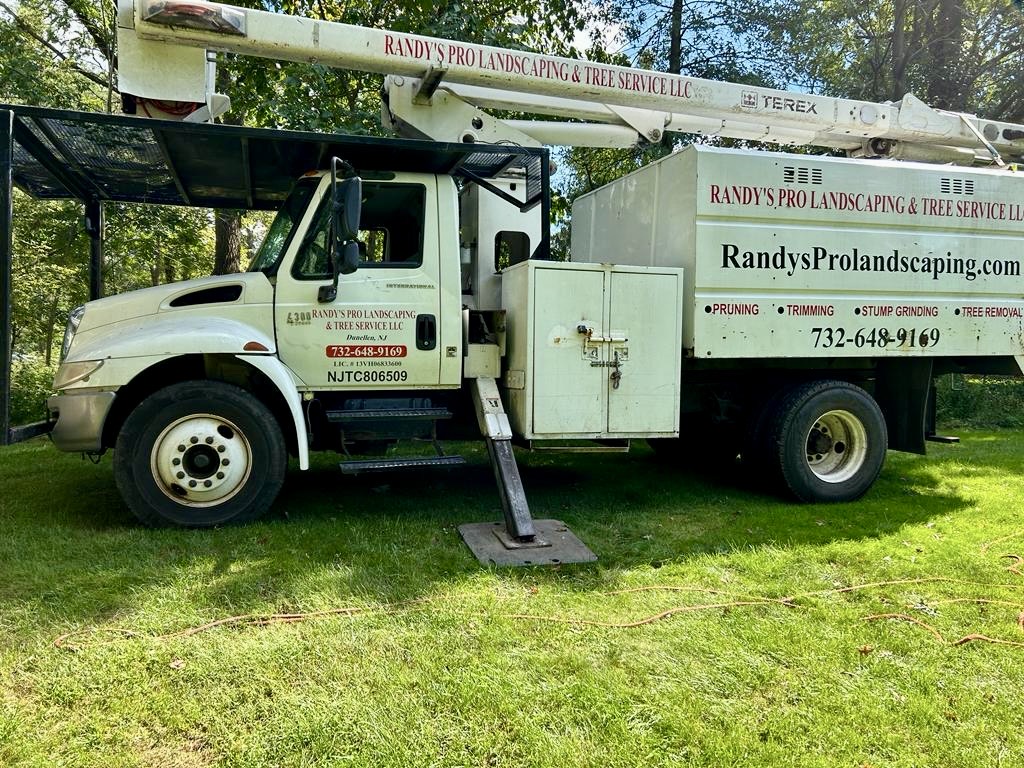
[216, 472, 225, 479]
[188, 480, 197, 488]
[190, 436, 199, 444]
[172, 458, 181, 466]
[204, 480, 212, 488]
[177, 444, 186, 452]
[176, 471, 185, 479]
[222, 459, 230, 466]
[217, 445, 226, 453]
[205, 436, 214, 444]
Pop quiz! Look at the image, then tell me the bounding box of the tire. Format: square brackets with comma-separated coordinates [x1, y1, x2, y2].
[740, 385, 793, 476]
[114, 380, 287, 527]
[767, 380, 886, 503]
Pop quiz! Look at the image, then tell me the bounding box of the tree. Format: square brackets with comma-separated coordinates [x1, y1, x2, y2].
[0, 0, 214, 375]
[552, 0, 806, 257]
[595, 0, 803, 83]
[793, 1, 1023, 122]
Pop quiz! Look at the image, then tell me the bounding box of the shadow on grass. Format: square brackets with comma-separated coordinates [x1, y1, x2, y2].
[0, 431, 995, 635]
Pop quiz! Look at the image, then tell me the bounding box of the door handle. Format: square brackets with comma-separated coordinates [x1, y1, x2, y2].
[416, 314, 437, 351]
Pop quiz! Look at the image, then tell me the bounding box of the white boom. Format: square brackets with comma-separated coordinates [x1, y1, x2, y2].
[117, 0, 1024, 165]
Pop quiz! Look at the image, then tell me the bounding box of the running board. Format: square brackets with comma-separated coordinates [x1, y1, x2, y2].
[459, 378, 597, 567]
[926, 434, 960, 444]
[339, 456, 466, 474]
[327, 407, 452, 422]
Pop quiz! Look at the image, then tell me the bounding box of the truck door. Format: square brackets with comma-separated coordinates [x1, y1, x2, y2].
[274, 174, 443, 390]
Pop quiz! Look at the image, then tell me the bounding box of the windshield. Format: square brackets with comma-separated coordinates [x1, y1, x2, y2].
[248, 177, 320, 274]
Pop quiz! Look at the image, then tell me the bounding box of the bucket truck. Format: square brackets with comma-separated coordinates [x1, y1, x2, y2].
[21, 0, 1024, 564]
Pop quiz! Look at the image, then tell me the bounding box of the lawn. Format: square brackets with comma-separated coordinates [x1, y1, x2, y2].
[2, 432, 1024, 767]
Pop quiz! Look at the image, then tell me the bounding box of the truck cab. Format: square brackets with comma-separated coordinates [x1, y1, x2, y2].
[47, 167, 464, 525]
[259, 170, 464, 392]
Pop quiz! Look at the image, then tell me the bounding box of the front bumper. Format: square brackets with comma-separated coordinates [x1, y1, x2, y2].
[47, 391, 116, 452]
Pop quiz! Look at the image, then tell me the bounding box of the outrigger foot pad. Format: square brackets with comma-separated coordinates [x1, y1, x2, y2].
[458, 519, 597, 567]
[465, 377, 597, 566]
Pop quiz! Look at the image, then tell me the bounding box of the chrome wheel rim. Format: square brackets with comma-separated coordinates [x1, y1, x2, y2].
[804, 409, 868, 484]
[150, 414, 252, 506]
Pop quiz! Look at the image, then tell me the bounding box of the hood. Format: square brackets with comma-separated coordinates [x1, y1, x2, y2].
[78, 272, 275, 333]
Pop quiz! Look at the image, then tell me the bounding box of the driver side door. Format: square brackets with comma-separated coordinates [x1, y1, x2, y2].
[274, 173, 443, 391]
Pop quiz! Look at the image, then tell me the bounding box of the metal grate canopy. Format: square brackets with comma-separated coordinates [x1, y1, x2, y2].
[4, 104, 548, 210]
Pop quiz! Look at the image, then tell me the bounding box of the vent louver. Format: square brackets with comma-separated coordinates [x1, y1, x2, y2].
[939, 178, 975, 196]
[783, 166, 823, 185]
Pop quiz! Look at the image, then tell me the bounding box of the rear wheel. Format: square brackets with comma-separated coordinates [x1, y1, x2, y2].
[767, 380, 886, 502]
[114, 381, 286, 527]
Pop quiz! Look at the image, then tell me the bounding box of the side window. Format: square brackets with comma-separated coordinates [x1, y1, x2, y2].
[359, 183, 425, 267]
[292, 181, 427, 280]
[494, 230, 531, 271]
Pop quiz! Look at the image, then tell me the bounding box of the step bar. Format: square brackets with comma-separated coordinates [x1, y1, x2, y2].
[339, 455, 466, 474]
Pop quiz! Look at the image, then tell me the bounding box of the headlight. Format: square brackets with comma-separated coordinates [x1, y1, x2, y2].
[53, 359, 104, 389]
[60, 305, 86, 361]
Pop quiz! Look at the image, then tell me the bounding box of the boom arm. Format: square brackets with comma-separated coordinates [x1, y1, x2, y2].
[117, 0, 1024, 165]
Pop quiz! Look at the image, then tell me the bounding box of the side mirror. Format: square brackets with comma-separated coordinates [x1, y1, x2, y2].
[337, 240, 360, 276]
[333, 177, 362, 243]
[318, 160, 361, 303]
[319, 241, 360, 302]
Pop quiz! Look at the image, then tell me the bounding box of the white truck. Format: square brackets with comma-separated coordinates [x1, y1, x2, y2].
[9, 0, 1024, 563]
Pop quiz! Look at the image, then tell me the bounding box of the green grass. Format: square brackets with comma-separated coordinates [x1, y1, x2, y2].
[3, 432, 1024, 766]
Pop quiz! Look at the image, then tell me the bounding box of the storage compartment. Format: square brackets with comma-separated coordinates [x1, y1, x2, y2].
[500, 261, 683, 440]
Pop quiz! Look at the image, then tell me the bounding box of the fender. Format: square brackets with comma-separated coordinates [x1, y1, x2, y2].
[238, 354, 310, 470]
[58, 314, 310, 469]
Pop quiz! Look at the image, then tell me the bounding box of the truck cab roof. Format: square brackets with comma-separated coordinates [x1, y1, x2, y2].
[4, 103, 547, 211]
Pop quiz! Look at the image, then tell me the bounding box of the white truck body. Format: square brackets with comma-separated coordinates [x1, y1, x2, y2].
[573, 146, 1024, 360]
[8, 0, 1024, 556]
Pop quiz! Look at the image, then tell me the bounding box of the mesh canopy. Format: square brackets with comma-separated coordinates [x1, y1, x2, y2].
[5, 104, 548, 211]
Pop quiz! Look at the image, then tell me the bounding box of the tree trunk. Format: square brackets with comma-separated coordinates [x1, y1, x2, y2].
[214, 62, 244, 275]
[668, 0, 683, 75]
[214, 211, 242, 274]
[890, 0, 908, 101]
[927, 0, 966, 110]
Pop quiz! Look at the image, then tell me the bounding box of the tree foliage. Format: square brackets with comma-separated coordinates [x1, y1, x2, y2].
[1, 0, 215, 358]
[794, 0, 1024, 119]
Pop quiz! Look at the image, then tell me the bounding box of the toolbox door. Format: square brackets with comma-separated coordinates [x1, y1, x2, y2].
[531, 267, 607, 434]
[606, 270, 682, 434]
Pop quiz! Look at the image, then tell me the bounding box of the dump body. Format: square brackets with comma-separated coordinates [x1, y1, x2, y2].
[571, 145, 1024, 360]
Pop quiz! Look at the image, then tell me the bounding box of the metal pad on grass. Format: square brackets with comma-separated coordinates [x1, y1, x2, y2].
[458, 519, 597, 566]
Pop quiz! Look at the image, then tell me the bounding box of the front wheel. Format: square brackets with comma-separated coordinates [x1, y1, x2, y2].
[114, 381, 287, 527]
[768, 380, 887, 503]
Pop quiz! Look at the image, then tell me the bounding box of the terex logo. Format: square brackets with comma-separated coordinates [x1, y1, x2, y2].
[761, 95, 818, 114]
